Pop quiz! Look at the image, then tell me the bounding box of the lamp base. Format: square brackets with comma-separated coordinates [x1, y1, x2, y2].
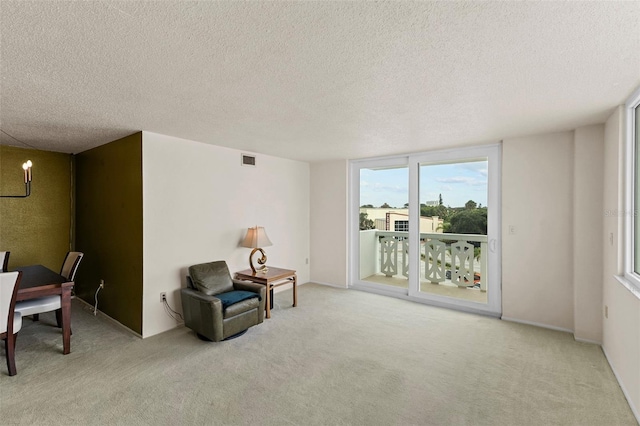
[249, 248, 268, 274]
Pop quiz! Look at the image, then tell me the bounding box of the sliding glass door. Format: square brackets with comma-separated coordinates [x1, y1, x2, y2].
[350, 145, 501, 316]
[411, 153, 498, 311]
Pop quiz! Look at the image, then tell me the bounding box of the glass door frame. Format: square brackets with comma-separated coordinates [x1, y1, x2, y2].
[349, 144, 502, 317]
[349, 155, 410, 297]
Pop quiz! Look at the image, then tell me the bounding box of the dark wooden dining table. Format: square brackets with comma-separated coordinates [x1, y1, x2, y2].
[15, 264, 73, 355]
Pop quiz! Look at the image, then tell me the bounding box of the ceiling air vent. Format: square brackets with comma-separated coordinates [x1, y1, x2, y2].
[241, 154, 256, 167]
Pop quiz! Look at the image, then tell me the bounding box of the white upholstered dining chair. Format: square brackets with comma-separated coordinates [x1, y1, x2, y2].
[15, 251, 84, 325]
[1, 271, 22, 376]
[1, 251, 10, 272]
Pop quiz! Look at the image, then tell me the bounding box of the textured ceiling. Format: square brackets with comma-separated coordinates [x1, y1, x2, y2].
[1, 1, 639, 162]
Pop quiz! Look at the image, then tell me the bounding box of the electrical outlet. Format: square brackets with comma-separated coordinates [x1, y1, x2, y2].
[160, 292, 167, 303]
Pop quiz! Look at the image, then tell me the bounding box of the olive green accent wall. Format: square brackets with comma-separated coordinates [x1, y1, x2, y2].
[75, 133, 143, 335]
[0, 146, 74, 271]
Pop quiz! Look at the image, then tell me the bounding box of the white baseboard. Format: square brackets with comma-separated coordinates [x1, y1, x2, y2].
[602, 346, 640, 424]
[574, 336, 602, 345]
[501, 317, 603, 345]
[75, 297, 142, 338]
[500, 316, 573, 334]
[309, 280, 348, 289]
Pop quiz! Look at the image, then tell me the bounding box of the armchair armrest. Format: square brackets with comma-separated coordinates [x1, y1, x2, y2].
[233, 279, 265, 296]
[232, 280, 266, 323]
[181, 287, 223, 307]
[180, 288, 224, 341]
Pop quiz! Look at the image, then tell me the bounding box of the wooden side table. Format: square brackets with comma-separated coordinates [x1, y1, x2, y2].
[235, 267, 297, 319]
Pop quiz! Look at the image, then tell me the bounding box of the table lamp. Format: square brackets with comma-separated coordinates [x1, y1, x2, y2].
[241, 226, 273, 273]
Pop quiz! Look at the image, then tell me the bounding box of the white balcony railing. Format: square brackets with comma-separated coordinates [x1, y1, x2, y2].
[360, 230, 488, 291]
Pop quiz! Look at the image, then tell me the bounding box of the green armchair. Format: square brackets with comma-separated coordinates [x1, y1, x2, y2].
[181, 261, 265, 341]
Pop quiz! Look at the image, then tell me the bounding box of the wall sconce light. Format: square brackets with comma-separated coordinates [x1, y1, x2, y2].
[1, 160, 32, 198]
[241, 226, 273, 273]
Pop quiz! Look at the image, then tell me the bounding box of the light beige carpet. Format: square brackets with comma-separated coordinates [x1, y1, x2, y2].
[1, 283, 637, 425]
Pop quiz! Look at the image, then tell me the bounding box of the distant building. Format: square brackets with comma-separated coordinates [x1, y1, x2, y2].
[424, 200, 439, 207]
[360, 208, 443, 233]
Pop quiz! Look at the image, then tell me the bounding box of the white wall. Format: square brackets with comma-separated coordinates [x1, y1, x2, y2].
[602, 106, 640, 419]
[142, 132, 310, 337]
[502, 131, 575, 331]
[308, 116, 637, 418]
[573, 124, 604, 343]
[310, 160, 348, 287]
[314, 129, 608, 341]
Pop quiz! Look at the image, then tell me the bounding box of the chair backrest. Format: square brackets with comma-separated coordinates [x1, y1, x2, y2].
[0, 251, 9, 272]
[0, 271, 21, 335]
[188, 261, 234, 296]
[60, 251, 84, 281]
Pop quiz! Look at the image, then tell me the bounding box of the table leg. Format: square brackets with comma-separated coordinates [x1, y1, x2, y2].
[61, 286, 72, 354]
[265, 284, 271, 319]
[292, 274, 297, 307]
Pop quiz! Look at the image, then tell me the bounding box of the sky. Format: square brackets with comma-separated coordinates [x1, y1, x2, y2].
[360, 160, 488, 208]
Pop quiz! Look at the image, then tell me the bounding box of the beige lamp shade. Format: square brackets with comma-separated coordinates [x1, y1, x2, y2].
[241, 226, 273, 249]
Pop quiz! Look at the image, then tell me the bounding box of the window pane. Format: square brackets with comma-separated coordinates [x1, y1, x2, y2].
[418, 159, 488, 304]
[359, 166, 409, 288]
